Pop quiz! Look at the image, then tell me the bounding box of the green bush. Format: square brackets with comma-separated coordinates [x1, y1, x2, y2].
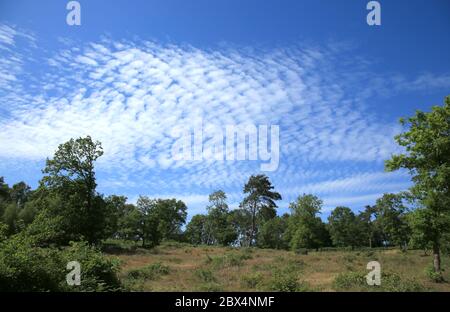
[295, 248, 308, 255]
[268, 271, 309, 292]
[206, 253, 250, 269]
[198, 282, 223, 292]
[0, 236, 121, 292]
[241, 272, 263, 289]
[127, 262, 170, 281]
[333, 271, 424, 292]
[333, 271, 366, 290]
[424, 264, 444, 283]
[194, 268, 216, 283]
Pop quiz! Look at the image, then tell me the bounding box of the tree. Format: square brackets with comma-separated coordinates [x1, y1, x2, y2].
[407, 208, 432, 254]
[153, 198, 187, 241]
[287, 194, 330, 250]
[40, 136, 106, 245]
[3, 203, 20, 235]
[104, 195, 130, 239]
[0, 177, 9, 203]
[257, 214, 289, 249]
[372, 193, 411, 249]
[116, 203, 141, 242]
[358, 205, 385, 248]
[241, 174, 281, 246]
[136, 196, 161, 247]
[229, 208, 253, 247]
[386, 96, 450, 277]
[204, 191, 236, 246]
[185, 214, 208, 245]
[328, 207, 364, 248]
[0, 178, 10, 229]
[10, 182, 31, 208]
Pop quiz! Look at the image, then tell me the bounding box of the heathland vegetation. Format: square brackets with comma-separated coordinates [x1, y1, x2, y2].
[0, 96, 449, 291]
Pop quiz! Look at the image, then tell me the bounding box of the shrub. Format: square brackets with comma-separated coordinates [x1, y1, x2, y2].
[424, 264, 444, 283]
[62, 241, 122, 291]
[194, 268, 216, 282]
[241, 272, 263, 289]
[0, 236, 121, 292]
[206, 253, 250, 269]
[295, 248, 308, 255]
[333, 271, 366, 290]
[198, 282, 222, 291]
[333, 271, 424, 292]
[127, 262, 170, 281]
[268, 271, 309, 292]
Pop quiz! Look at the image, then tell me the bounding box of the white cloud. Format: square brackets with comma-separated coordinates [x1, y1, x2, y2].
[0, 24, 446, 214]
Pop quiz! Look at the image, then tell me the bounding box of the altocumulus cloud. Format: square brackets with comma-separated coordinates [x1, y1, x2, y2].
[1, 24, 449, 215]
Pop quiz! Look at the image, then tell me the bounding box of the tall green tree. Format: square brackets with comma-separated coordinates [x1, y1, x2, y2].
[257, 214, 289, 249]
[0, 177, 9, 203]
[39, 136, 106, 244]
[204, 190, 236, 246]
[136, 196, 161, 247]
[358, 205, 384, 248]
[287, 194, 330, 250]
[10, 182, 31, 208]
[241, 174, 281, 246]
[386, 96, 450, 276]
[372, 193, 411, 248]
[185, 214, 208, 245]
[153, 198, 187, 241]
[229, 208, 253, 247]
[328, 206, 364, 248]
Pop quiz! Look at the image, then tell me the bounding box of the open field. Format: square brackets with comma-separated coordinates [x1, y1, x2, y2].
[104, 241, 450, 292]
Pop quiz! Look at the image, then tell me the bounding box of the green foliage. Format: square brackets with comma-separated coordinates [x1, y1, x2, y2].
[424, 263, 444, 283]
[241, 272, 263, 289]
[386, 96, 450, 272]
[0, 236, 121, 292]
[185, 214, 208, 245]
[372, 193, 411, 248]
[127, 262, 170, 281]
[136, 196, 162, 247]
[153, 198, 187, 240]
[228, 208, 253, 247]
[241, 174, 281, 246]
[287, 194, 330, 250]
[328, 207, 365, 248]
[333, 271, 366, 289]
[205, 253, 251, 269]
[267, 270, 309, 292]
[333, 271, 424, 292]
[257, 215, 289, 249]
[204, 190, 237, 246]
[194, 268, 216, 282]
[39, 136, 108, 245]
[63, 241, 122, 291]
[295, 248, 308, 255]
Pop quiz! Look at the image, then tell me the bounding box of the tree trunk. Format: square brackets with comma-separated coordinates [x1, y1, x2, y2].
[433, 242, 441, 273]
[250, 202, 257, 247]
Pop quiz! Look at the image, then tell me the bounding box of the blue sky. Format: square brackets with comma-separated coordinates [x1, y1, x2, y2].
[0, 0, 449, 220]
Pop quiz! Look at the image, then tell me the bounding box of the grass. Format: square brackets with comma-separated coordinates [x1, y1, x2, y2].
[106, 241, 450, 292]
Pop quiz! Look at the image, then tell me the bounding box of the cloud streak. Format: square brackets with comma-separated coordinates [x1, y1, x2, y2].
[0, 24, 447, 216]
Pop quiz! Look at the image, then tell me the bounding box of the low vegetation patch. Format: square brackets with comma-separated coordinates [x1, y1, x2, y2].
[333, 271, 425, 292]
[126, 262, 170, 281]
